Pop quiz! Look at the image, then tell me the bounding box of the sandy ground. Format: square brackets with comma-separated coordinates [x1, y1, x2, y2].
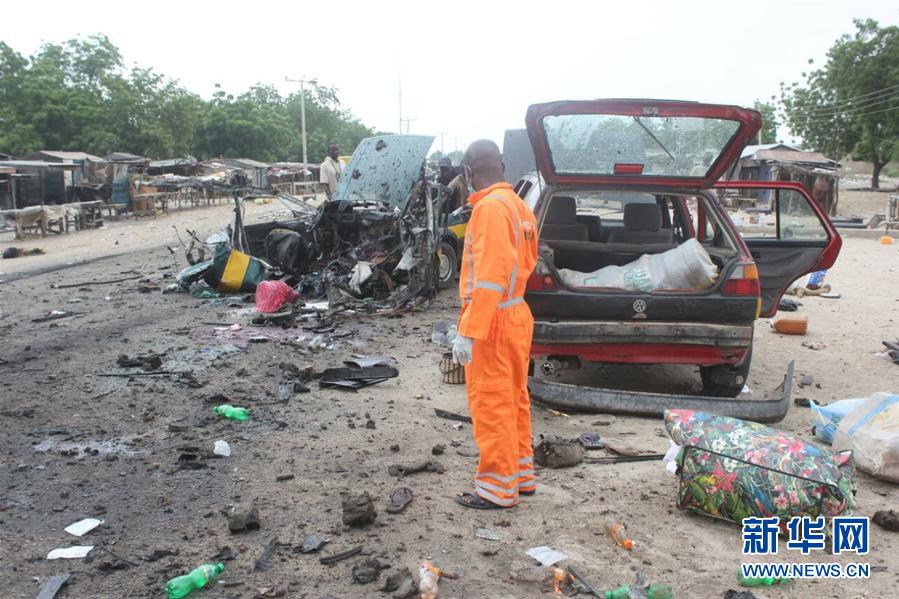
[1, 198, 898, 599]
[0, 200, 291, 283]
[835, 189, 896, 219]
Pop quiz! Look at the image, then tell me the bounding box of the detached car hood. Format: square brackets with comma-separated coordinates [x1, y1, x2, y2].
[525, 99, 761, 188]
[333, 135, 434, 208]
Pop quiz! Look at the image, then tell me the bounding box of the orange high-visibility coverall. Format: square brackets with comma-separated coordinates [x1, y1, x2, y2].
[458, 182, 538, 506]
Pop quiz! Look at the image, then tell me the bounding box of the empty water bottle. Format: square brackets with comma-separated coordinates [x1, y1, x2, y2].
[604, 583, 672, 599]
[165, 563, 224, 599]
[213, 405, 248, 421]
[431, 321, 458, 346]
[603, 516, 635, 551]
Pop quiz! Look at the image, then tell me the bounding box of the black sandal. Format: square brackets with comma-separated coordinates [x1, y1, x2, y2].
[453, 491, 513, 510]
[519, 488, 536, 496]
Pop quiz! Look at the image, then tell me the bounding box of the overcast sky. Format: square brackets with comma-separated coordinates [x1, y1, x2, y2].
[2, 0, 897, 155]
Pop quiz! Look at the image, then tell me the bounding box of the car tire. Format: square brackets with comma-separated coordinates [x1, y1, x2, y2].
[700, 347, 753, 398]
[437, 240, 457, 290]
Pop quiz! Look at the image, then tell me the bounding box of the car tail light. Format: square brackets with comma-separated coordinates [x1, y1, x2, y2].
[723, 261, 761, 318]
[527, 259, 558, 291]
[614, 163, 644, 175]
[527, 273, 558, 291]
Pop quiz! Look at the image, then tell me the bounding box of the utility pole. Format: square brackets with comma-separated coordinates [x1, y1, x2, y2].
[285, 77, 310, 178]
[401, 117, 416, 135]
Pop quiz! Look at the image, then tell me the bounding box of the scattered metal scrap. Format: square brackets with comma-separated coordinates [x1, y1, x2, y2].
[51, 275, 143, 289]
[318, 545, 363, 566]
[529, 362, 795, 423]
[36, 574, 70, 599]
[212, 135, 444, 316]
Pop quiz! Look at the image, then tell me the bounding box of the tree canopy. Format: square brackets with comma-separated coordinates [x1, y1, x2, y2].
[751, 100, 779, 145]
[781, 19, 899, 188]
[0, 35, 374, 163]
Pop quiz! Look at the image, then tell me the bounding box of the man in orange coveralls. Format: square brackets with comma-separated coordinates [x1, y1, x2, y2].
[452, 139, 538, 509]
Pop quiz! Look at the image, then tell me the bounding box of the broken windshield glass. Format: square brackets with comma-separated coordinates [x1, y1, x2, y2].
[333, 135, 434, 207]
[542, 114, 741, 178]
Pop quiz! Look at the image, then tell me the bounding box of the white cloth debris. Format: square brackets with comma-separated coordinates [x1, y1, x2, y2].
[64, 518, 103, 537]
[349, 262, 373, 293]
[393, 247, 420, 272]
[47, 546, 93, 560]
[525, 546, 568, 567]
[663, 440, 682, 475]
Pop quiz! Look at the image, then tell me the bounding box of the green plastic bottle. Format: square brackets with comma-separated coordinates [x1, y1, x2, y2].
[165, 563, 224, 599]
[604, 586, 631, 599]
[213, 405, 248, 421]
[646, 583, 673, 599]
[604, 584, 673, 599]
[737, 572, 790, 587]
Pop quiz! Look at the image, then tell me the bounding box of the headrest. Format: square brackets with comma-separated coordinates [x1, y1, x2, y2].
[545, 196, 577, 224]
[623, 203, 662, 231]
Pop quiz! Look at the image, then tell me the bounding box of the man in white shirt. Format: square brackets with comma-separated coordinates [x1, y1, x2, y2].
[319, 141, 344, 199]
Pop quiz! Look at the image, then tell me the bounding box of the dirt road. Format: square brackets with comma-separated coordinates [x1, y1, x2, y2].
[1, 205, 897, 598]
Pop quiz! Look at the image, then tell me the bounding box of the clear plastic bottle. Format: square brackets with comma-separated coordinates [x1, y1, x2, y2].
[419, 562, 441, 599]
[165, 563, 224, 599]
[603, 516, 635, 551]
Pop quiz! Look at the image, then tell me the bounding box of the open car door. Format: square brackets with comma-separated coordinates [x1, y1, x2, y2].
[714, 181, 841, 317]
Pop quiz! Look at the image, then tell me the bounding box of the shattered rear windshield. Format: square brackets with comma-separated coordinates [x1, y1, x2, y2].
[333, 135, 434, 207]
[542, 114, 741, 178]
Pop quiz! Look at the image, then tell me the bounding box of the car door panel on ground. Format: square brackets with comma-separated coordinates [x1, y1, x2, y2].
[714, 181, 840, 317]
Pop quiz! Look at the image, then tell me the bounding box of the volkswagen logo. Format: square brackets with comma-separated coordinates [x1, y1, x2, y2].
[632, 299, 647, 313]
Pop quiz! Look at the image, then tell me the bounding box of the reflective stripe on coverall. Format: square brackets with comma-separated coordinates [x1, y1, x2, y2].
[458, 182, 538, 506]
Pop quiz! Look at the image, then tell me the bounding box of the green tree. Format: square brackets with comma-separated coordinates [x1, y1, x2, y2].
[752, 100, 779, 145]
[0, 36, 374, 163]
[445, 150, 463, 164]
[781, 19, 899, 188]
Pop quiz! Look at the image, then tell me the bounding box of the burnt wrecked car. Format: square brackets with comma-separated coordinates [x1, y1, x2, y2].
[237, 134, 444, 312]
[518, 100, 840, 418]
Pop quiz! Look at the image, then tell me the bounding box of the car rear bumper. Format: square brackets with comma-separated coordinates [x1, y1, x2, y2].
[531, 320, 753, 366]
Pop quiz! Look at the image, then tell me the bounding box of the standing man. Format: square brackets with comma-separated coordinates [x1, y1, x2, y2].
[437, 156, 469, 214]
[452, 139, 538, 509]
[319, 140, 344, 199]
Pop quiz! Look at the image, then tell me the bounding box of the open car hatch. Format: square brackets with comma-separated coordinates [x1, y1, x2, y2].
[525, 100, 761, 188]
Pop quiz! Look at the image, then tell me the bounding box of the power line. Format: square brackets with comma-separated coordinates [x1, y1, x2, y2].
[794, 103, 899, 123]
[796, 82, 899, 114]
[792, 90, 899, 117]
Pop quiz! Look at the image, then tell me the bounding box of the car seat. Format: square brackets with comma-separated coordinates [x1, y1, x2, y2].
[540, 196, 589, 241]
[606, 203, 673, 244]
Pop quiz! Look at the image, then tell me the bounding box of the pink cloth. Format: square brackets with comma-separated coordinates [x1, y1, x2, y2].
[255, 280, 299, 313]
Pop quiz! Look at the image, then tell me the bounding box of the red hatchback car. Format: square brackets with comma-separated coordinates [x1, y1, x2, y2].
[518, 99, 841, 398]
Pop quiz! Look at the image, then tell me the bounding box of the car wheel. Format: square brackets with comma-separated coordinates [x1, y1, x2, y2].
[436, 240, 457, 290]
[700, 347, 753, 398]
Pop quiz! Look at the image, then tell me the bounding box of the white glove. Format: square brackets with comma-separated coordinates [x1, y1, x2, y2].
[452, 335, 473, 366]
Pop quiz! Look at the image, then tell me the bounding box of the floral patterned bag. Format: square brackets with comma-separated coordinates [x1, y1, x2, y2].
[665, 410, 856, 524]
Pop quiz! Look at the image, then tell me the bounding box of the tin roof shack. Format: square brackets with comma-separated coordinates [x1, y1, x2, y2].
[24, 151, 109, 200]
[0, 160, 79, 209]
[220, 158, 270, 189]
[103, 153, 150, 207]
[730, 144, 841, 215]
[269, 162, 320, 196]
[147, 157, 201, 177]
